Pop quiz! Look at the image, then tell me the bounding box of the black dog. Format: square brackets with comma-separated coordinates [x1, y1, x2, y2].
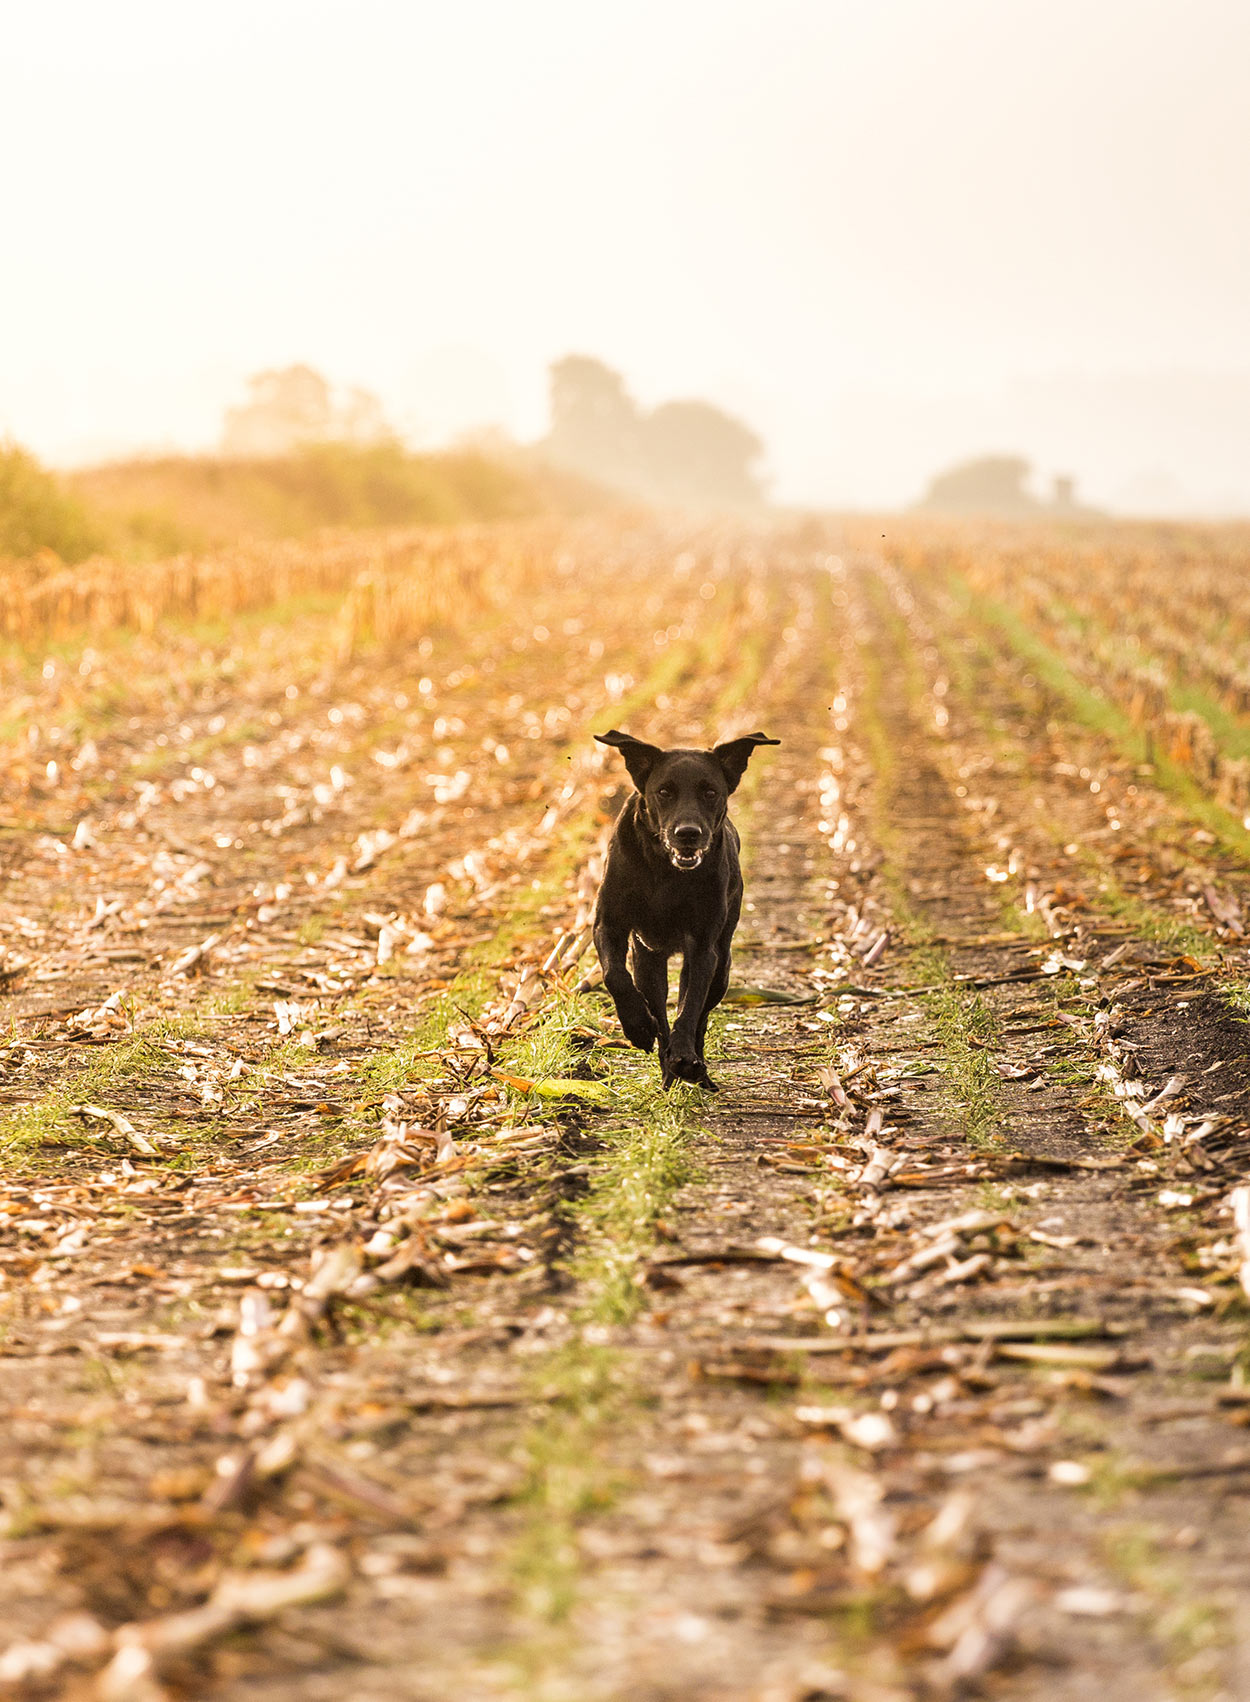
[592, 729, 779, 1091]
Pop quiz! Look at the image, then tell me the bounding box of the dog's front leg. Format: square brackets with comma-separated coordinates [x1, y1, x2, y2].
[629, 940, 671, 1052]
[664, 945, 720, 1090]
[594, 920, 657, 1053]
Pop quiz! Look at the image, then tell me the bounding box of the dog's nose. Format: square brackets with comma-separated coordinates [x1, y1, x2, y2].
[672, 824, 703, 849]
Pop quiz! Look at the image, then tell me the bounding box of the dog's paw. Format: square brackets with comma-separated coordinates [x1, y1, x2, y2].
[685, 1058, 719, 1092]
[621, 1012, 657, 1053]
[662, 1044, 709, 1088]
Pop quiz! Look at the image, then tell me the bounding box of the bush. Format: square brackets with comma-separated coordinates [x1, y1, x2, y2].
[0, 443, 106, 562]
[67, 442, 608, 549]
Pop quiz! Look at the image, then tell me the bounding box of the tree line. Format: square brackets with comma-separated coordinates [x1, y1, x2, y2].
[544, 356, 764, 508]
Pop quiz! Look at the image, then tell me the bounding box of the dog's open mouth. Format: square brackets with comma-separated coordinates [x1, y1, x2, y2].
[666, 846, 705, 870]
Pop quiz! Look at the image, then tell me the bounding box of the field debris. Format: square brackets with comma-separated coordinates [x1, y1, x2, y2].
[67, 1102, 168, 1156]
[3, 517, 1250, 1696]
[1232, 1185, 1250, 1304]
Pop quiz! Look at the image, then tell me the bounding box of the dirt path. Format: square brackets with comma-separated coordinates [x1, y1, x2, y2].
[831, 554, 1250, 1698]
[2, 535, 1249, 1700]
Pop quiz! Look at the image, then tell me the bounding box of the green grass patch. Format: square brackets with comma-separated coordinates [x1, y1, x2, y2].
[911, 577, 1238, 960]
[71, 1033, 170, 1095]
[0, 1092, 74, 1159]
[496, 1023, 705, 1657]
[1031, 588, 1250, 768]
[0, 1011, 233, 1164]
[502, 990, 596, 1087]
[1042, 1051, 1098, 1089]
[202, 979, 258, 1017]
[1102, 1523, 1231, 1677]
[949, 572, 1250, 860]
[487, 893, 727, 1656]
[571, 1093, 699, 1323]
[494, 987, 703, 1323]
[925, 983, 1002, 1146]
[853, 577, 1007, 1147]
[1084, 867, 1221, 967]
[1001, 897, 1050, 942]
[901, 939, 1002, 1146]
[1169, 677, 1250, 763]
[509, 1344, 629, 1626]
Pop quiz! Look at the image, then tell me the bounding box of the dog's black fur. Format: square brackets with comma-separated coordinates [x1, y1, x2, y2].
[592, 729, 779, 1091]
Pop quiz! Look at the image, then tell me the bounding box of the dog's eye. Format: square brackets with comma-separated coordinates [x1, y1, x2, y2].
[702, 786, 717, 799]
[656, 785, 673, 799]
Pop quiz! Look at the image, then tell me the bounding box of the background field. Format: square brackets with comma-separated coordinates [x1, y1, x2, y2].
[3, 502, 1250, 1700]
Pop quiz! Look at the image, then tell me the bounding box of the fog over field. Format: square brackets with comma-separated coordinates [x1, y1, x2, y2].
[5, 0, 1249, 511]
[11, 9, 1250, 1693]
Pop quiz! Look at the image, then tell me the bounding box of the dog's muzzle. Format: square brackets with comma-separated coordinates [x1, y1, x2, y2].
[664, 829, 707, 871]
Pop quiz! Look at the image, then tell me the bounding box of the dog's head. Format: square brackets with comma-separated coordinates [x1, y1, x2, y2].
[594, 729, 780, 870]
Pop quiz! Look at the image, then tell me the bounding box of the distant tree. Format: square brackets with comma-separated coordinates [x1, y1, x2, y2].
[641, 399, 763, 507]
[222, 366, 391, 457]
[547, 356, 645, 490]
[223, 365, 332, 455]
[545, 355, 766, 508]
[336, 385, 393, 446]
[918, 455, 1038, 513]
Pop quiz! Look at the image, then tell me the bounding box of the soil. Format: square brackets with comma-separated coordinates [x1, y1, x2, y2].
[1, 531, 1249, 1701]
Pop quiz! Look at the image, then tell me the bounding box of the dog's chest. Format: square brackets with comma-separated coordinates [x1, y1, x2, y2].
[627, 853, 736, 953]
[631, 880, 699, 949]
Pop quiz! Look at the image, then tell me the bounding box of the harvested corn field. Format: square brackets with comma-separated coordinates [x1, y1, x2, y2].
[3, 516, 1250, 1701]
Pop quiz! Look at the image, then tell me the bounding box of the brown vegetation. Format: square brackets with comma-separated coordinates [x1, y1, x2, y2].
[3, 512, 1250, 1698]
[64, 442, 610, 556]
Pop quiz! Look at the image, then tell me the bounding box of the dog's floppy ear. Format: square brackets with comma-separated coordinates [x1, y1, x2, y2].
[594, 729, 665, 791]
[712, 731, 780, 793]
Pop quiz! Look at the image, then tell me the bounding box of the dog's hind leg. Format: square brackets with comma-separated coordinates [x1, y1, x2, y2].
[690, 907, 738, 1090]
[695, 949, 731, 1064]
[629, 940, 670, 1052]
[666, 946, 721, 1091]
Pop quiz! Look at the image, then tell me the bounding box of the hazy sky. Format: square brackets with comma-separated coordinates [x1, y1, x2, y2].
[5, 0, 1249, 507]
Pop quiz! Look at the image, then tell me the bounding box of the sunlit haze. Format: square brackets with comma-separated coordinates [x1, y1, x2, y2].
[6, 0, 1249, 511]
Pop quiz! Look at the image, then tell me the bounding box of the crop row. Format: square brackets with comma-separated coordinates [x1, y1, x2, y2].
[875, 517, 1250, 826]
